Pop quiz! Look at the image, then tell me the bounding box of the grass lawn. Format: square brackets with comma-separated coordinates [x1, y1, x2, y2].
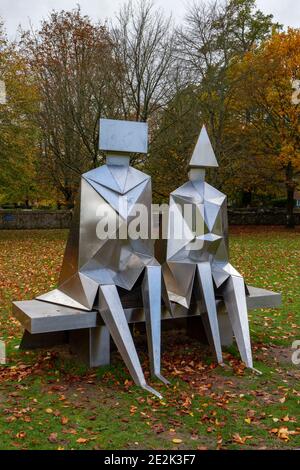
[0, 226, 299, 450]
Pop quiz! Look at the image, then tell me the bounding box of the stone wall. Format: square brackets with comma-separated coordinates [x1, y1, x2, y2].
[228, 209, 300, 226]
[0, 208, 299, 230]
[0, 210, 72, 230]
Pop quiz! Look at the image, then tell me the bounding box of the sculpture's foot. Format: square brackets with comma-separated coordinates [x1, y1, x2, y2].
[142, 384, 162, 399]
[154, 373, 170, 385]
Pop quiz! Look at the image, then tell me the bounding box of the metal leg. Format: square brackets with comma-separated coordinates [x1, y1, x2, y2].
[222, 275, 253, 368]
[196, 263, 223, 364]
[142, 265, 169, 385]
[98, 284, 162, 398]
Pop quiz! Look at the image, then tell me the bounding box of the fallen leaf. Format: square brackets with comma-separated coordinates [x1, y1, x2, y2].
[61, 416, 69, 425]
[232, 433, 253, 444]
[76, 437, 88, 444]
[48, 433, 58, 443]
[278, 427, 290, 442]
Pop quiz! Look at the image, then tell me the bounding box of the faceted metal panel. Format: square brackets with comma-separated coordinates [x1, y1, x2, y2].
[58, 192, 81, 285]
[99, 119, 148, 154]
[98, 284, 161, 398]
[164, 125, 255, 369]
[79, 179, 119, 269]
[33, 119, 164, 396]
[222, 276, 253, 368]
[196, 262, 223, 364]
[108, 164, 129, 193]
[37, 288, 90, 311]
[83, 165, 121, 193]
[59, 273, 96, 310]
[189, 125, 219, 168]
[142, 265, 169, 384]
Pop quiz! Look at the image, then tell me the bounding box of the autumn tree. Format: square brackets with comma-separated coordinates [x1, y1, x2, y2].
[21, 8, 121, 207]
[228, 29, 300, 227]
[177, 0, 278, 156]
[147, 0, 277, 201]
[146, 86, 202, 202]
[112, 0, 176, 124]
[0, 22, 41, 207]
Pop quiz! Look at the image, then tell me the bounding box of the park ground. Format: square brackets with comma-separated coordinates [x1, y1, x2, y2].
[0, 226, 299, 450]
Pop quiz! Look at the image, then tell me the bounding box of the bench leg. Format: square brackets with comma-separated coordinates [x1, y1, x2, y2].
[218, 308, 234, 347]
[186, 310, 234, 348]
[69, 326, 110, 368]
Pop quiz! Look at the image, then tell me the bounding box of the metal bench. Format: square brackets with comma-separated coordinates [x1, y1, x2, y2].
[13, 285, 281, 367]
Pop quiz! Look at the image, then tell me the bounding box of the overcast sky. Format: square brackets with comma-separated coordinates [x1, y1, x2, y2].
[0, 0, 299, 39]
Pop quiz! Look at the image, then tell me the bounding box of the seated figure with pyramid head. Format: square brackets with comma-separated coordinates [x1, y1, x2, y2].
[37, 119, 167, 397]
[163, 125, 253, 369]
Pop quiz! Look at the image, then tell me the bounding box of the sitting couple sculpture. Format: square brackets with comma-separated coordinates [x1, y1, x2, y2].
[13, 119, 280, 398]
[34, 119, 253, 397]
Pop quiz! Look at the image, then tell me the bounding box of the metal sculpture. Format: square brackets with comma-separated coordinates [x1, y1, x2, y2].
[36, 119, 167, 397]
[12, 118, 283, 397]
[163, 125, 253, 369]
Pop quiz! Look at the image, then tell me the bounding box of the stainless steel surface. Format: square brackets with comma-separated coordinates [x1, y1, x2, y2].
[142, 264, 169, 384]
[69, 326, 110, 368]
[13, 119, 282, 391]
[189, 125, 219, 168]
[196, 262, 223, 363]
[99, 119, 148, 154]
[246, 286, 282, 309]
[222, 275, 253, 368]
[14, 287, 281, 332]
[163, 124, 277, 369]
[33, 119, 163, 396]
[98, 284, 161, 398]
[13, 300, 98, 333]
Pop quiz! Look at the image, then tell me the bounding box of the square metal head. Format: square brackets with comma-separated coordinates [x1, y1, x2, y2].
[99, 119, 148, 154]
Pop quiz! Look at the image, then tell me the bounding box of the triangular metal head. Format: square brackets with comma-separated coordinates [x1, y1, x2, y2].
[189, 125, 219, 168]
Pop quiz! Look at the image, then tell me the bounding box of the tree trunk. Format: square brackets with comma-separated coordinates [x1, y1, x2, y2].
[286, 163, 295, 229]
[242, 191, 252, 208]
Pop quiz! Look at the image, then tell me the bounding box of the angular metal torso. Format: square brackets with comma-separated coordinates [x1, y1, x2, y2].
[167, 180, 229, 265]
[59, 164, 156, 292]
